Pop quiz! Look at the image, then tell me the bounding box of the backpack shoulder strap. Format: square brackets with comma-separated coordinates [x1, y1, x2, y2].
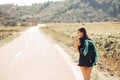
[83, 39, 89, 56]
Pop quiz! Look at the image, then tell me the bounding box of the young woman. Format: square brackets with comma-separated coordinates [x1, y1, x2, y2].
[74, 28, 97, 80]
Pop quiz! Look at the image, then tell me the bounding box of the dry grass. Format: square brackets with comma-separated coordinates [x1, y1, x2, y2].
[42, 22, 120, 48]
[0, 26, 29, 47]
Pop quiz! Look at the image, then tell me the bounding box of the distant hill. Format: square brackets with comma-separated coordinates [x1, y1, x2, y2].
[0, 0, 120, 24]
[0, 7, 18, 26]
[0, 4, 28, 26]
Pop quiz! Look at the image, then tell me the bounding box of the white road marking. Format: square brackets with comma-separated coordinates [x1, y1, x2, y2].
[14, 51, 22, 58]
[54, 44, 83, 80]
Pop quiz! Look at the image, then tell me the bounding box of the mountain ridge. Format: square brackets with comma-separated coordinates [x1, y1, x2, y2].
[0, 0, 120, 25]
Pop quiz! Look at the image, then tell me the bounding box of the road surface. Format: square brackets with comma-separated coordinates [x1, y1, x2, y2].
[0, 25, 83, 80]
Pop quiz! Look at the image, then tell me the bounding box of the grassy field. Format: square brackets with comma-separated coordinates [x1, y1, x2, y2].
[40, 22, 120, 80]
[0, 26, 29, 47]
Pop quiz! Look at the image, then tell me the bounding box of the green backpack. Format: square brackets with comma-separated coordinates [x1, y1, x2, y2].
[81, 39, 99, 66]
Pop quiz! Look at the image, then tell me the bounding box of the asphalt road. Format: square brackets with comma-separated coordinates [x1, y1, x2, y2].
[0, 25, 83, 80]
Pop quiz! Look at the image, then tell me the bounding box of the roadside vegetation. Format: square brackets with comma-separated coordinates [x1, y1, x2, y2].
[0, 26, 28, 47]
[40, 22, 120, 80]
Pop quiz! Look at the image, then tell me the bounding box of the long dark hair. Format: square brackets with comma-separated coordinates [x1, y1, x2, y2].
[78, 27, 90, 39]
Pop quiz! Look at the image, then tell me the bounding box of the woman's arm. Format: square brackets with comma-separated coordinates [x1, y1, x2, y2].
[74, 39, 80, 53]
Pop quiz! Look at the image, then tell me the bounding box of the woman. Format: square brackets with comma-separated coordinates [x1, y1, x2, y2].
[74, 28, 97, 80]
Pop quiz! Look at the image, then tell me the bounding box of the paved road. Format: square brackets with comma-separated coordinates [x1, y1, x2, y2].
[0, 26, 81, 80]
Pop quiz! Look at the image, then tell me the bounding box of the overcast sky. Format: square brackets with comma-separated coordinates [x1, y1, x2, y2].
[0, 0, 64, 6]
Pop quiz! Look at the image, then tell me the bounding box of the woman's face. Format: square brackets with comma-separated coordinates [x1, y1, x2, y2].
[78, 31, 83, 38]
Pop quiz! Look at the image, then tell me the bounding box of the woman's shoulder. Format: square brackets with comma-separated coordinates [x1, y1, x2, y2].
[76, 38, 80, 42]
[78, 38, 85, 44]
[78, 38, 84, 42]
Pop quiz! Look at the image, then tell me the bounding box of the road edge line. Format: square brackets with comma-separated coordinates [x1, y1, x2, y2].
[53, 44, 83, 80]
